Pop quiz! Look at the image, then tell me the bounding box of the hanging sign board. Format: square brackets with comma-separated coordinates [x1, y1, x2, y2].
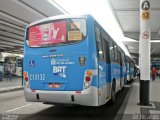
[141, 11, 150, 20]
[141, 0, 150, 10]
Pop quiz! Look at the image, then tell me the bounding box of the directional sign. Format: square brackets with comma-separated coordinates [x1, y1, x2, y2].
[141, 11, 150, 20]
[141, 0, 150, 10]
[142, 31, 149, 39]
[29, 60, 35, 68]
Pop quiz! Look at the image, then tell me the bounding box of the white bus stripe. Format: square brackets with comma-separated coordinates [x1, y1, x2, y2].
[6, 104, 32, 113]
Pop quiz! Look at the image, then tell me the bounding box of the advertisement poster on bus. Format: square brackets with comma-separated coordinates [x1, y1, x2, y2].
[28, 21, 66, 46]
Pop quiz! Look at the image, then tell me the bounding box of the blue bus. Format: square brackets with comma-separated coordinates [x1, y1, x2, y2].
[15, 57, 23, 76]
[4, 56, 23, 76]
[125, 56, 135, 83]
[23, 15, 127, 106]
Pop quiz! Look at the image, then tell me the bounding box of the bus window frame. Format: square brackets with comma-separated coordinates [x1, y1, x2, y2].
[26, 18, 87, 48]
[95, 23, 104, 61]
[110, 41, 115, 63]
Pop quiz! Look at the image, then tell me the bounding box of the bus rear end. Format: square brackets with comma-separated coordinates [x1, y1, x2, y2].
[23, 16, 99, 106]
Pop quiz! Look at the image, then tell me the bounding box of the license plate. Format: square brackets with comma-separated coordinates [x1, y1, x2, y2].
[48, 83, 61, 88]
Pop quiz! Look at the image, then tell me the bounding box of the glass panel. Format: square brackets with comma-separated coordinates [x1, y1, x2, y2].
[110, 42, 114, 61]
[95, 26, 103, 60]
[27, 19, 86, 47]
[28, 20, 66, 47]
[68, 19, 86, 41]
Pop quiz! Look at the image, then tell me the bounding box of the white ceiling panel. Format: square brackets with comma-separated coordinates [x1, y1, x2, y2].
[0, 0, 159, 61]
[0, 0, 45, 23]
[110, 0, 160, 10]
[109, 0, 139, 10]
[150, 10, 160, 32]
[0, 36, 24, 45]
[0, 44, 15, 48]
[116, 11, 139, 32]
[108, 0, 160, 63]
[21, 0, 65, 16]
[0, 30, 24, 40]
[0, 24, 24, 35]
[0, 0, 65, 54]
[117, 10, 160, 33]
[0, 40, 23, 47]
[0, 20, 24, 31]
[0, 12, 27, 27]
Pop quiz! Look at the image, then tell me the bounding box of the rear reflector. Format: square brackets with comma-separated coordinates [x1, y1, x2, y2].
[84, 82, 89, 87]
[32, 90, 36, 92]
[48, 83, 61, 88]
[76, 91, 81, 94]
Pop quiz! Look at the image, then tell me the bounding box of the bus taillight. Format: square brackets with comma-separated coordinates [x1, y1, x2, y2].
[83, 70, 93, 89]
[23, 71, 30, 88]
[86, 70, 93, 76]
[85, 76, 91, 81]
[25, 77, 29, 81]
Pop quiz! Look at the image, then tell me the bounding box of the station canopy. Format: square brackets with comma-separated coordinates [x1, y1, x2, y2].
[0, 0, 160, 63]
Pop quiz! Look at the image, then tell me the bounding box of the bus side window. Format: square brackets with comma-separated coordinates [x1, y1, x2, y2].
[121, 52, 125, 66]
[117, 50, 121, 64]
[95, 26, 104, 61]
[102, 38, 110, 63]
[113, 43, 118, 63]
[102, 38, 106, 62]
[110, 42, 114, 62]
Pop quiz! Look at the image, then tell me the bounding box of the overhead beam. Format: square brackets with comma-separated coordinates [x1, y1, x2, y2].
[0, 30, 24, 40]
[0, 20, 24, 31]
[0, 36, 24, 44]
[18, 0, 48, 17]
[0, 11, 28, 26]
[0, 44, 15, 48]
[0, 24, 24, 36]
[0, 40, 23, 46]
[5, 49, 23, 54]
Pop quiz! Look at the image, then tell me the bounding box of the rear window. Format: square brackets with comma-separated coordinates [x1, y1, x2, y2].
[27, 18, 86, 47]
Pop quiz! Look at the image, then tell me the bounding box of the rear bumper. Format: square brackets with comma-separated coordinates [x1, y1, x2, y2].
[24, 86, 99, 106]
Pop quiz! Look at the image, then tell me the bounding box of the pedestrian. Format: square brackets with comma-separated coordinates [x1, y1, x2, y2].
[7, 67, 13, 81]
[158, 69, 160, 78]
[137, 69, 140, 79]
[151, 67, 157, 81]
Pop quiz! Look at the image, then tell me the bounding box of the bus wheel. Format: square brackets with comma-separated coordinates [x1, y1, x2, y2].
[110, 81, 116, 104]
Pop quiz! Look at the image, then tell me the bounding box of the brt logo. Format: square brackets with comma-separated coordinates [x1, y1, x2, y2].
[53, 66, 67, 78]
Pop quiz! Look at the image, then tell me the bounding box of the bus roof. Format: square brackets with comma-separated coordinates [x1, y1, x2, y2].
[28, 14, 89, 28]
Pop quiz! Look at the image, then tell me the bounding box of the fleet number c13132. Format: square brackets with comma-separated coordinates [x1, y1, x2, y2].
[29, 74, 45, 80]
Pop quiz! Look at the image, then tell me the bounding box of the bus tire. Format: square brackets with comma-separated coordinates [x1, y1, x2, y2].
[110, 80, 116, 104]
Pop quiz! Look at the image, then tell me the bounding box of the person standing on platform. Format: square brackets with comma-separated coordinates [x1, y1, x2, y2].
[7, 66, 13, 81]
[137, 69, 140, 79]
[151, 67, 157, 81]
[158, 69, 160, 78]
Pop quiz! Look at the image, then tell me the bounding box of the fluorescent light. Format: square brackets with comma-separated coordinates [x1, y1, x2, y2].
[123, 37, 138, 42]
[151, 40, 160, 42]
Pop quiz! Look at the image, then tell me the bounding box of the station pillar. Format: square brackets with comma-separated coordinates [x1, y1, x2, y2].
[139, 0, 151, 106]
